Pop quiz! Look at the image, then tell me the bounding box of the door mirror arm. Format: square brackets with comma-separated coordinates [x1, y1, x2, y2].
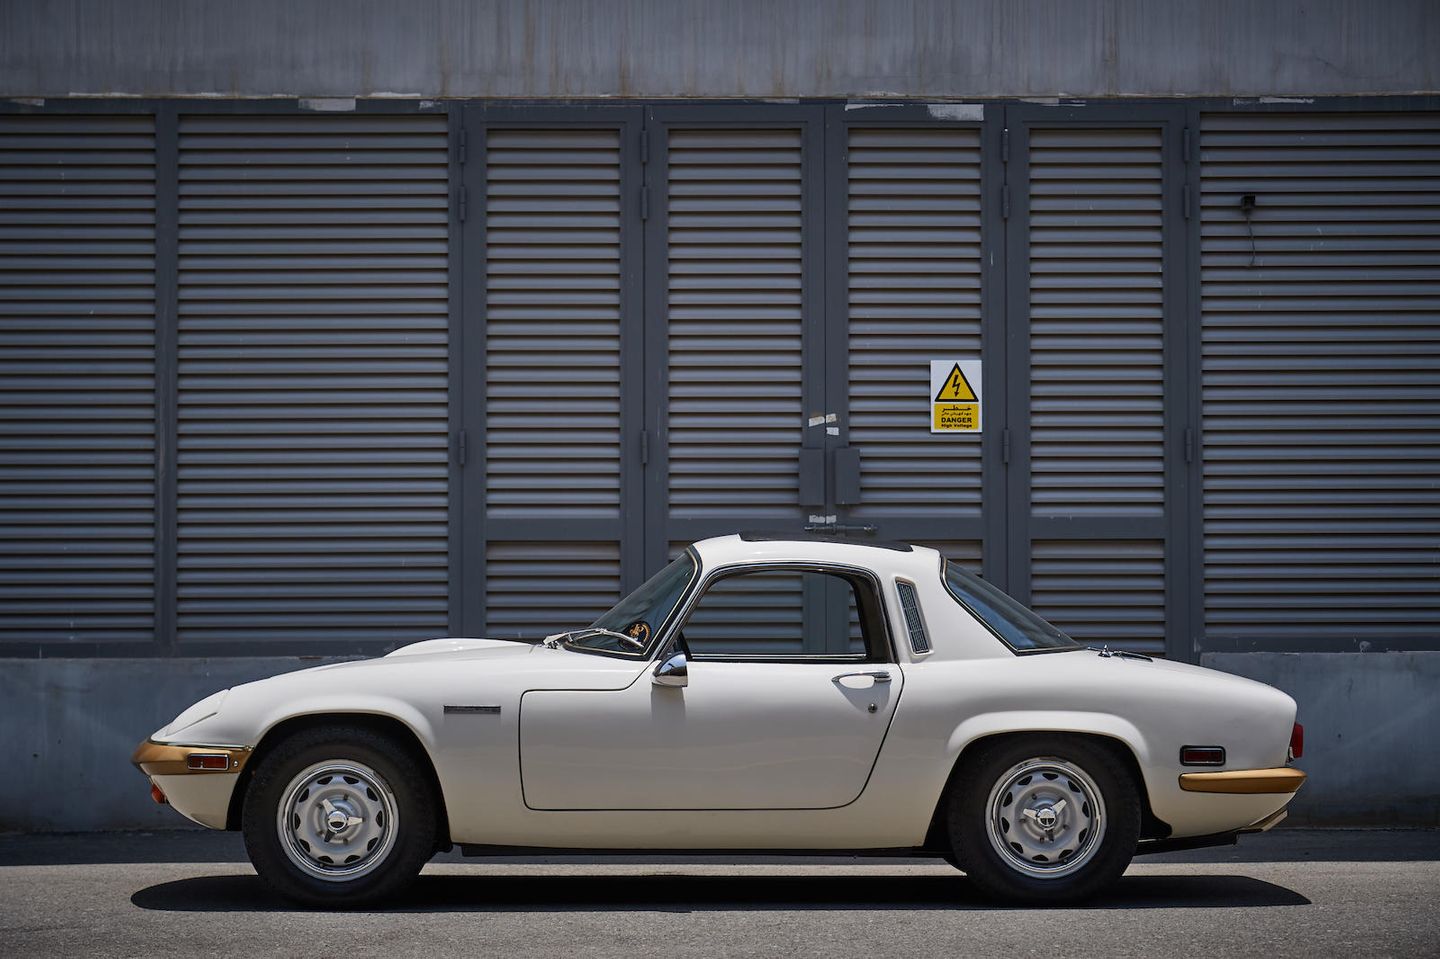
[652, 651, 688, 688]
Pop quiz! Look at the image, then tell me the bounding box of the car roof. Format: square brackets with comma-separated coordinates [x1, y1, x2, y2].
[691, 532, 945, 577]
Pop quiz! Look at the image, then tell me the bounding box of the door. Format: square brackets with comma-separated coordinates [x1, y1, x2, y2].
[825, 105, 1002, 579]
[641, 106, 828, 558]
[1003, 105, 1191, 657]
[460, 106, 648, 640]
[518, 565, 901, 810]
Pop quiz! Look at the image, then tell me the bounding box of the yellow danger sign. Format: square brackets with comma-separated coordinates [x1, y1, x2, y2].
[930, 360, 982, 434]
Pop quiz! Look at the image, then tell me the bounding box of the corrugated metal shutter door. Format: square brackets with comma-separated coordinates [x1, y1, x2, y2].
[846, 126, 984, 525]
[1025, 128, 1168, 653]
[0, 116, 157, 644]
[175, 115, 450, 646]
[665, 128, 805, 524]
[1200, 112, 1440, 646]
[482, 127, 625, 638]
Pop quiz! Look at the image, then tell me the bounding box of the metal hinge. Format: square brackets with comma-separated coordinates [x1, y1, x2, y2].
[458, 128, 468, 165]
[640, 128, 650, 165]
[455, 429, 468, 467]
[1001, 127, 1010, 163]
[458, 185, 468, 223]
[1183, 184, 1192, 220]
[639, 429, 650, 465]
[640, 184, 650, 221]
[1001, 427, 1011, 465]
[1183, 426, 1195, 464]
[1182, 126, 1193, 164]
[1001, 184, 1010, 220]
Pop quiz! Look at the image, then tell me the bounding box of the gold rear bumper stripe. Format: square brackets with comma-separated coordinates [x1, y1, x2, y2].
[1178, 767, 1307, 794]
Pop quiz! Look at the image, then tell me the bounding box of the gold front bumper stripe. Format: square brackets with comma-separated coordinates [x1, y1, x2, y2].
[131, 739, 251, 776]
[1178, 767, 1307, 794]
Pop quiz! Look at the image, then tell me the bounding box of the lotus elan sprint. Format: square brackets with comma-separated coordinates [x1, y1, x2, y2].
[133, 533, 1306, 905]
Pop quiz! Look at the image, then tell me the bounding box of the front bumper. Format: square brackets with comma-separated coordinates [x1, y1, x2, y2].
[131, 739, 252, 775]
[132, 739, 252, 830]
[1178, 766, 1307, 794]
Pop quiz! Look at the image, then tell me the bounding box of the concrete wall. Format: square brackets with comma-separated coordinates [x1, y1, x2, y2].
[0, 658, 353, 832]
[2, 0, 1437, 100]
[2, 653, 1435, 832]
[1201, 653, 1440, 827]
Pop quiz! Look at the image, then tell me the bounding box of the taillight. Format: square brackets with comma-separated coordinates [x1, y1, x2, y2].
[1290, 722, 1304, 760]
[150, 782, 168, 804]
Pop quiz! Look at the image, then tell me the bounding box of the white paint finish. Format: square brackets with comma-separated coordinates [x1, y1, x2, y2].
[149, 774, 235, 829]
[147, 534, 1304, 848]
[519, 661, 902, 810]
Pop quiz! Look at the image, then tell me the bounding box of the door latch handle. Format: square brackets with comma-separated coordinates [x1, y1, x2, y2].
[832, 671, 892, 684]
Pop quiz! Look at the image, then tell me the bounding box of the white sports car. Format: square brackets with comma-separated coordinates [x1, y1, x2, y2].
[133, 533, 1306, 906]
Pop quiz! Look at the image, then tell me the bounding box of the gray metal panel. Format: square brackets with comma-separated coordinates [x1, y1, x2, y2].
[846, 126, 985, 520]
[1199, 111, 1440, 647]
[664, 127, 807, 523]
[483, 540, 620, 640]
[1010, 112, 1181, 658]
[0, 114, 157, 644]
[1029, 539, 1166, 652]
[1027, 127, 1166, 518]
[173, 114, 450, 646]
[483, 128, 624, 519]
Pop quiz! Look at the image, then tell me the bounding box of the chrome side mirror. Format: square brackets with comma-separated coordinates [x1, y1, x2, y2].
[652, 651, 688, 688]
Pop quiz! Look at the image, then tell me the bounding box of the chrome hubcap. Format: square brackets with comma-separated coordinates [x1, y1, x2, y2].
[277, 760, 398, 882]
[985, 757, 1106, 879]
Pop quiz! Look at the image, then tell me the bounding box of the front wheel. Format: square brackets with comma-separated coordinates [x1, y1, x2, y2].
[242, 725, 437, 906]
[947, 735, 1140, 904]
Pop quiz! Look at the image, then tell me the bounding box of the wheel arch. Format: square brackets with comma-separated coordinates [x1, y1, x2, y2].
[920, 717, 1171, 853]
[225, 711, 452, 850]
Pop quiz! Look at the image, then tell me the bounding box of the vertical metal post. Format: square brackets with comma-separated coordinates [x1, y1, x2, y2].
[980, 110, 1010, 589]
[153, 103, 179, 653]
[445, 104, 465, 635]
[458, 104, 488, 635]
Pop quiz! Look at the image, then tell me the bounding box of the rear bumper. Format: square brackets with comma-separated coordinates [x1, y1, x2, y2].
[1178, 766, 1307, 795]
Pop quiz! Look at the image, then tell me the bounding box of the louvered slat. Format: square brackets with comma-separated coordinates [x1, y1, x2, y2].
[175, 115, 450, 646]
[1200, 112, 1440, 643]
[1030, 540, 1165, 653]
[847, 127, 984, 517]
[666, 128, 804, 519]
[485, 129, 622, 517]
[484, 541, 621, 640]
[0, 115, 156, 644]
[1028, 128, 1166, 517]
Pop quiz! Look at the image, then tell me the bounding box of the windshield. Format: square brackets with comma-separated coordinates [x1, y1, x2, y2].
[942, 560, 1079, 653]
[564, 551, 698, 655]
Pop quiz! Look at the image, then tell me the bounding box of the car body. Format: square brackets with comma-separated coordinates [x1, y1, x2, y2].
[133, 533, 1306, 905]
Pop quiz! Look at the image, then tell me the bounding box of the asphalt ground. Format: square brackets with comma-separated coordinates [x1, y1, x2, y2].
[1, 828, 1437, 958]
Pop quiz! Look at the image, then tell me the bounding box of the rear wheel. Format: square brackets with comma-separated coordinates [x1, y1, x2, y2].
[947, 735, 1140, 904]
[242, 725, 436, 906]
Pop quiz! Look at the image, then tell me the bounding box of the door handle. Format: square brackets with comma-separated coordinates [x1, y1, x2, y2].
[832, 671, 892, 684]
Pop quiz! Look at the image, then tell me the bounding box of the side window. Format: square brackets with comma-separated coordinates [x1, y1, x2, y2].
[680, 568, 882, 660]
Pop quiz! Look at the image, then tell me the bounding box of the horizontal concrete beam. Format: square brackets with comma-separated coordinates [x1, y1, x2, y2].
[1, 0, 1436, 100]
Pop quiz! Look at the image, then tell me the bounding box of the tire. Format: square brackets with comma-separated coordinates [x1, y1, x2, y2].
[946, 735, 1140, 904]
[241, 725, 437, 907]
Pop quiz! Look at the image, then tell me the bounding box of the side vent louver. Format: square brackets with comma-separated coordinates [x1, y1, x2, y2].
[897, 581, 930, 654]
